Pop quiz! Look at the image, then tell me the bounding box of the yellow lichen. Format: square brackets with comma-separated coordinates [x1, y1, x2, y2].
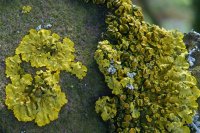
[5, 29, 87, 126]
[95, 96, 117, 121]
[83, 0, 200, 132]
[22, 5, 32, 14]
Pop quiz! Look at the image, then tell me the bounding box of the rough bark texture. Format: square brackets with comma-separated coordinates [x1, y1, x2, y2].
[184, 31, 200, 87]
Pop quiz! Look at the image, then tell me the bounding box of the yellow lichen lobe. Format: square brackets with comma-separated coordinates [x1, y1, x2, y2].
[22, 5, 32, 14]
[5, 29, 87, 126]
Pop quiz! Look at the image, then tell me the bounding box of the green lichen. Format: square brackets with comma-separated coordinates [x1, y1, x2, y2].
[5, 29, 87, 126]
[83, 0, 200, 132]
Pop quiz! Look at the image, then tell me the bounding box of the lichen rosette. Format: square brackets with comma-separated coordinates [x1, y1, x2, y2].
[5, 70, 67, 126]
[15, 29, 87, 79]
[5, 29, 87, 126]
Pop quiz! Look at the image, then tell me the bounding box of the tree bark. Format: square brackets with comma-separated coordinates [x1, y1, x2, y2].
[184, 31, 200, 87]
